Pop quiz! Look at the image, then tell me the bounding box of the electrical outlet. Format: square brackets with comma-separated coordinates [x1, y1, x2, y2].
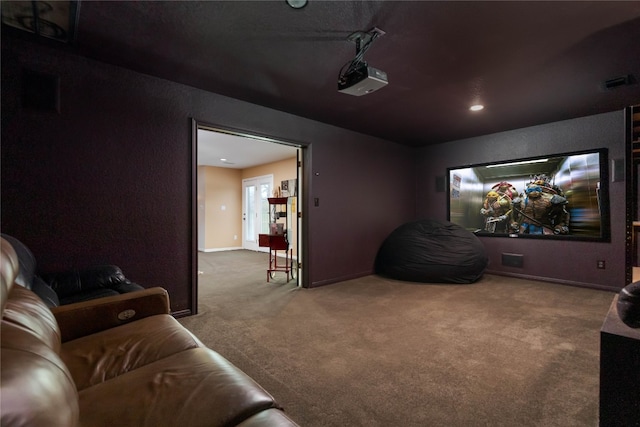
[597, 260, 605, 269]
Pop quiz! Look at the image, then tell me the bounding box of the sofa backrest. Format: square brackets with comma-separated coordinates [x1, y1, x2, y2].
[1, 238, 19, 312]
[1, 233, 60, 307]
[1, 237, 79, 427]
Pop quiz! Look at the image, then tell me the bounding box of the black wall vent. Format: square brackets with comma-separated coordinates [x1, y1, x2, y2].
[22, 69, 60, 112]
[604, 74, 636, 90]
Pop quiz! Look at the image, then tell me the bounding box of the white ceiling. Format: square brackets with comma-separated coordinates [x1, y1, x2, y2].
[197, 129, 298, 169]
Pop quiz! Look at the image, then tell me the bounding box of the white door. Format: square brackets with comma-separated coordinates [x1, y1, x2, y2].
[242, 175, 273, 251]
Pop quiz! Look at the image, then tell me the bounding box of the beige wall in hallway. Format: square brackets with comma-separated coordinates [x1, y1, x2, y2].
[199, 166, 243, 250]
[241, 157, 297, 190]
[199, 156, 298, 252]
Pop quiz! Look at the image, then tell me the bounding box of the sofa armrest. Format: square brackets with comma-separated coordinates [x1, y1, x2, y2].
[51, 287, 170, 342]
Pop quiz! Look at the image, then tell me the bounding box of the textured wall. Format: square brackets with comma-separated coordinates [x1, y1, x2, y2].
[1, 36, 416, 313]
[3, 34, 622, 313]
[416, 111, 627, 290]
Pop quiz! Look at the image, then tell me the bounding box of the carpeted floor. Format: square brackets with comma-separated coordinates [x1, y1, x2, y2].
[179, 250, 616, 427]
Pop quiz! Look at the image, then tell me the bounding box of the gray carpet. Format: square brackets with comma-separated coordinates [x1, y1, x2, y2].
[179, 250, 615, 427]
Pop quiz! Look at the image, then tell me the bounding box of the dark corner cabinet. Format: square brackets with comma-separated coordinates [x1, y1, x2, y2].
[599, 295, 640, 426]
[258, 197, 296, 282]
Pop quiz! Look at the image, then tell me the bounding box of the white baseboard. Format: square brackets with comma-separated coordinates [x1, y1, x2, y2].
[197, 247, 297, 261]
[198, 246, 243, 253]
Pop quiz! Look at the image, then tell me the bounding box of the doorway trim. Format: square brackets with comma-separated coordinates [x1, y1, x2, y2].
[191, 118, 310, 315]
[625, 105, 639, 285]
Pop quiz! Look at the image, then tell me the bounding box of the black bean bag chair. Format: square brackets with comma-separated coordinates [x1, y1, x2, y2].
[375, 219, 488, 284]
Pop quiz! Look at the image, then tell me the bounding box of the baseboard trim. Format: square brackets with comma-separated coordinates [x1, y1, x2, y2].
[198, 247, 243, 252]
[198, 247, 297, 260]
[310, 270, 373, 288]
[309, 270, 620, 292]
[485, 270, 620, 292]
[171, 308, 193, 318]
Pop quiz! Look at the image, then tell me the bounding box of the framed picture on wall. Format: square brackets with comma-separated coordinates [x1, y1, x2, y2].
[281, 179, 297, 197]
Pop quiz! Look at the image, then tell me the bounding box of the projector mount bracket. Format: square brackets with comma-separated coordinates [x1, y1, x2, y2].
[340, 27, 385, 78]
[347, 27, 386, 57]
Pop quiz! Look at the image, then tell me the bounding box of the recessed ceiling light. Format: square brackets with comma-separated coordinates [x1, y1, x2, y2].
[220, 158, 227, 162]
[470, 104, 484, 112]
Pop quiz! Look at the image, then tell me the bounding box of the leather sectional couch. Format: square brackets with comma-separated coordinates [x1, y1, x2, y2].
[0, 237, 299, 426]
[1, 233, 146, 307]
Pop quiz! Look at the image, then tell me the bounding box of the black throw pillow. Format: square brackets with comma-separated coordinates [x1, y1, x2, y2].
[617, 281, 640, 328]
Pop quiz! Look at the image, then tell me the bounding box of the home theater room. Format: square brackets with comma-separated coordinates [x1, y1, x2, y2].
[2, 1, 640, 427]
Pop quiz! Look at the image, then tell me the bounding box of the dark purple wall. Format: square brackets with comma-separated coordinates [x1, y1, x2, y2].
[417, 112, 627, 291]
[2, 35, 626, 314]
[1, 37, 416, 313]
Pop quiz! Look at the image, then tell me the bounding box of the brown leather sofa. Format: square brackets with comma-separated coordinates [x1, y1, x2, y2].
[1, 237, 299, 427]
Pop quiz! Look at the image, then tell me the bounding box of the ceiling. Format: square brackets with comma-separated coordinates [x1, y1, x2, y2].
[197, 128, 297, 168]
[5, 1, 640, 147]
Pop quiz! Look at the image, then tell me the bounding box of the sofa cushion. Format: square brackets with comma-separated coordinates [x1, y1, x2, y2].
[31, 275, 61, 307]
[2, 286, 61, 352]
[1, 234, 36, 290]
[78, 348, 280, 427]
[61, 314, 204, 390]
[2, 306, 79, 427]
[1, 236, 20, 312]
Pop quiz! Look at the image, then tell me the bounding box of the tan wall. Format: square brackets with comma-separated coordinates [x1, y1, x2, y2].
[241, 157, 297, 193]
[200, 166, 243, 249]
[200, 157, 297, 252]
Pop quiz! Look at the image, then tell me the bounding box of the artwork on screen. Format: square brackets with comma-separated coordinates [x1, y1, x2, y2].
[447, 149, 610, 241]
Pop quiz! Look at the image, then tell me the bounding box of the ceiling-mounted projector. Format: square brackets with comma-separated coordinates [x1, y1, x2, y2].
[338, 27, 388, 96]
[338, 62, 388, 96]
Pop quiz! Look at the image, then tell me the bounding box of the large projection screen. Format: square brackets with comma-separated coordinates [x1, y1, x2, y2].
[447, 149, 610, 241]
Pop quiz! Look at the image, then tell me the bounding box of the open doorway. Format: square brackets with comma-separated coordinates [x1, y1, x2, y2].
[192, 120, 305, 314]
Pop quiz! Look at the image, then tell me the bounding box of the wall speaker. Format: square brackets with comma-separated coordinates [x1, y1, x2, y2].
[22, 69, 60, 112]
[611, 158, 624, 182]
